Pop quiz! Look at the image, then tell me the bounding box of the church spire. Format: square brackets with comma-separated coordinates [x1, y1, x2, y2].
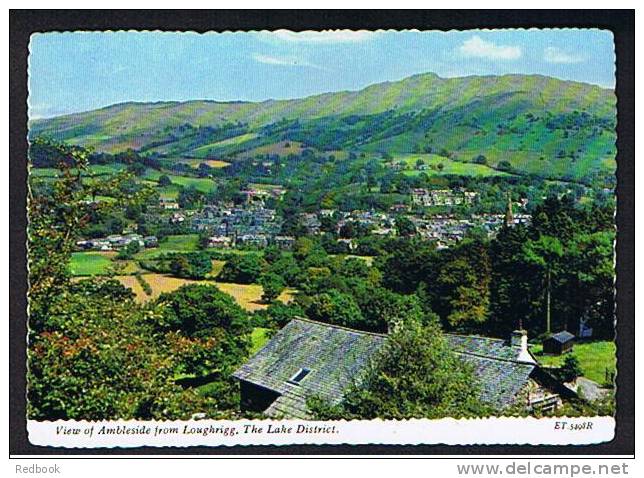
[504, 192, 514, 228]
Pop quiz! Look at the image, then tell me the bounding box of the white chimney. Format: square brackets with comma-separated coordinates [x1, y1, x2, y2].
[511, 330, 536, 364]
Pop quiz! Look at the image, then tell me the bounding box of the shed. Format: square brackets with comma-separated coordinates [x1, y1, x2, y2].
[542, 331, 575, 355]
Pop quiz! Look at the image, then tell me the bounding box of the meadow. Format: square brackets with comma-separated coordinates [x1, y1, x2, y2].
[69, 251, 115, 276]
[114, 272, 295, 311]
[530, 341, 616, 386]
[142, 169, 217, 194]
[133, 234, 201, 260]
[395, 154, 512, 178]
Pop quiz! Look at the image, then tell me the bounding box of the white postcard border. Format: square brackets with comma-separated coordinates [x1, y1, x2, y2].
[28, 416, 615, 448]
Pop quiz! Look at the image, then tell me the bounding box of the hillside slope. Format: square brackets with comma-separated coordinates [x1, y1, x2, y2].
[30, 72, 616, 183]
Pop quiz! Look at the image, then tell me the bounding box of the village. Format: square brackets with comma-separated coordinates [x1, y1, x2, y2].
[74, 186, 532, 254]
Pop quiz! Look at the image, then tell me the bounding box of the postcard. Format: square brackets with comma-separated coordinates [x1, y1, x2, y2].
[24, 27, 618, 449]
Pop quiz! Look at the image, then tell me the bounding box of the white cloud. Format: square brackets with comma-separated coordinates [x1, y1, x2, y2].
[266, 29, 378, 43]
[543, 47, 584, 64]
[252, 53, 324, 70]
[459, 35, 522, 60]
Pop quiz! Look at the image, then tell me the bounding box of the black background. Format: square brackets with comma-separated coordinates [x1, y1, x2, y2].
[9, 9, 635, 457]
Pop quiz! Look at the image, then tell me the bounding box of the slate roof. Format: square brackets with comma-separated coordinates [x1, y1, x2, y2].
[548, 331, 576, 344]
[234, 320, 542, 417]
[233, 318, 386, 418]
[444, 333, 537, 409]
[446, 334, 524, 361]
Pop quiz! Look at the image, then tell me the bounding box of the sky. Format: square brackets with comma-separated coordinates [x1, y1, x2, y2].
[28, 29, 615, 119]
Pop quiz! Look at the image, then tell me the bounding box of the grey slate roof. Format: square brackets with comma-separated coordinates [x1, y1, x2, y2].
[446, 334, 524, 361]
[549, 331, 575, 343]
[446, 333, 536, 408]
[234, 320, 540, 417]
[233, 318, 386, 418]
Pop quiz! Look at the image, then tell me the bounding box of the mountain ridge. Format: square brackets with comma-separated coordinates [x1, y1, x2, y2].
[29, 72, 616, 184]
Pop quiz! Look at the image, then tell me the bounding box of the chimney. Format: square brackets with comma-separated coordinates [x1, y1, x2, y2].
[511, 330, 536, 364]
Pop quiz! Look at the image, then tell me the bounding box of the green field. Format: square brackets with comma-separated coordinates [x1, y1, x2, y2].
[530, 340, 616, 385]
[190, 133, 257, 157]
[396, 154, 513, 178]
[69, 252, 114, 276]
[143, 169, 217, 194]
[31, 163, 126, 178]
[134, 234, 200, 260]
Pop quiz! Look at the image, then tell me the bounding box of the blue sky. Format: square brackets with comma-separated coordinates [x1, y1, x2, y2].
[28, 29, 615, 119]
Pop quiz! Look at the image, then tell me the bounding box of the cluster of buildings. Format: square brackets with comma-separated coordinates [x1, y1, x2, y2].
[411, 188, 478, 207]
[240, 186, 286, 204]
[192, 204, 291, 249]
[413, 212, 532, 248]
[75, 233, 158, 251]
[335, 210, 396, 237]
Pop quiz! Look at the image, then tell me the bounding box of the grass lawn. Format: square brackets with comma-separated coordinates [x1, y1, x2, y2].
[69, 251, 115, 276]
[530, 340, 616, 385]
[250, 327, 271, 355]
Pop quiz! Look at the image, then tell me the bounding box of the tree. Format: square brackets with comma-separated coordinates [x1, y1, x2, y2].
[497, 160, 512, 172]
[353, 286, 432, 333]
[28, 284, 205, 420]
[127, 162, 146, 176]
[563, 231, 615, 337]
[395, 216, 417, 237]
[473, 154, 488, 165]
[310, 319, 488, 419]
[116, 239, 141, 260]
[267, 254, 302, 287]
[218, 254, 265, 284]
[559, 355, 582, 383]
[523, 235, 564, 335]
[301, 289, 364, 330]
[260, 272, 286, 303]
[433, 238, 491, 331]
[155, 284, 251, 410]
[381, 239, 437, 293]
[488, 225, 540, 336]
[158, 174, 172, 187]
[156, 284, 250, 341]
[169, 252, 212, 279]
[177, 185, 204, 209]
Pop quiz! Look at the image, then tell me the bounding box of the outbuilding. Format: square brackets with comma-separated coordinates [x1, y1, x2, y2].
[542, 331, 575, 355]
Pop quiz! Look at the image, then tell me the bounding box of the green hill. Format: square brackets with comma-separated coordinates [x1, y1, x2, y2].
[29, 72, 616, 183]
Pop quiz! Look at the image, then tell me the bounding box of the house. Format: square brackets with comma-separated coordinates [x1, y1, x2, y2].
[207, 235, 232, 248]
[336, 238, 357, 252]
[238, 234, 268, 248]
[161, 201, 180, 210]
[542, 331, 575, 355]
[169, 212, 186, 224]
[299, 213, 321, 235]
[274, 235, 296, 250]
[233, 318, 386, 418]
[233, 319, 575, 419]
[143, 236, 158, 248]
